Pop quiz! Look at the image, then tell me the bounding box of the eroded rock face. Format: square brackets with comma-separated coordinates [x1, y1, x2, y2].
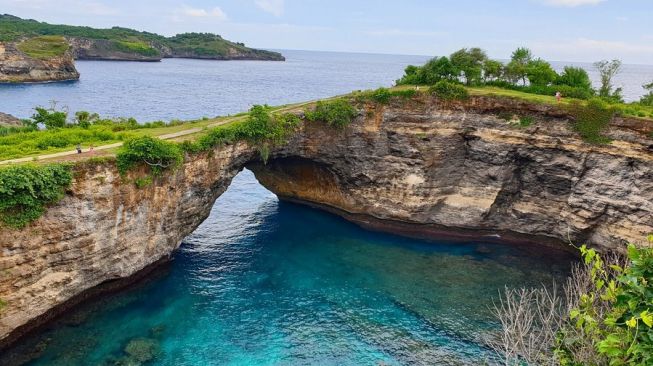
[252, 96, 653, 251]
[0, 95, 651, 346]
[0, 142, 256, 344]
[0, 42, 79, 83]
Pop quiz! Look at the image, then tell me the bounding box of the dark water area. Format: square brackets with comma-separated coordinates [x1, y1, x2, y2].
[1, 171, 576, 365]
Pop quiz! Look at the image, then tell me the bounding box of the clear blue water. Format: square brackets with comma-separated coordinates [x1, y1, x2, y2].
[2, 171, 574, 365]
[0, 51, 579, 365]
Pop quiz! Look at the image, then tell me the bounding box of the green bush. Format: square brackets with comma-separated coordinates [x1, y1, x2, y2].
[557, 243, 653, 366]
[0, 164, 72, 228]
[116, 136, 183, 176]
[370, 88, 393, 104]
[428, 80, 469, 100]
[569, 98, 615, 144]
[184, 107, 300, 163]
[519, 116, 534, 127]
[305, 99, 358, 128]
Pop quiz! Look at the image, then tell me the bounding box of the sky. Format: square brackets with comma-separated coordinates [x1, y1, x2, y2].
[2, 0, 653, 64]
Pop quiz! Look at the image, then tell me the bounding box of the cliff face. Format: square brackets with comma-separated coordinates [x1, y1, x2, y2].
[252, 96, 653, 251]
[67, 37, 161, 62]
[0, 142, 256, 344]
[0, 95, 651, 346]
[0, 42, 79, 83]
[67, 37, 285, 62]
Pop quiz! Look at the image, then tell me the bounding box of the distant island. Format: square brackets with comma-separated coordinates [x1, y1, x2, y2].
[0, 14, 285, 83]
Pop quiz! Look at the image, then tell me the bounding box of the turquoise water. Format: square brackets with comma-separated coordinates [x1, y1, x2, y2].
[2, 170, 575, 365]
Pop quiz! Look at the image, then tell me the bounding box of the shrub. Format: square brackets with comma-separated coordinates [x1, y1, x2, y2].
[116, 136, 183, 176]
[31, 107, 67, 129]
[490, 239, 653, 366]
[0, 164, 72, 228]
[185, 107, 300, 163]
[569, 98, 615, 144]
[519, 116, 534, 127]
[305, 99, 357, 128]
[428, 80, 469, 100]
[556, 66, 593, 91]
[370, 87, 393, 104]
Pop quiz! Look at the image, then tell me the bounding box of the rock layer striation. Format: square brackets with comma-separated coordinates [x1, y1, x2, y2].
[0, 95, 651, 346]
[0, 42, 79, 83]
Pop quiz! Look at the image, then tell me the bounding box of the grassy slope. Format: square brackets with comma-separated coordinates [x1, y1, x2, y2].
[1, 86, 650, 164]
[0, 14, 283, 59]
[16, 35, 69, 59]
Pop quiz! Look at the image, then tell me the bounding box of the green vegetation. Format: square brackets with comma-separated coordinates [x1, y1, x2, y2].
[355, 87, 418, 105]
[0, 106, 205, 160]
[305, 99, 358, 128]
[116, 136, 183, 176]
[519, 116, 534, 128]
[113, 41, 159, 57]
[0, 164, 72, 228]
[0, 14, 283, 60]
[0, 298, 5, 312]
[174, 105, 300, 164]
[16, 35, 69, 59]
[569, 98, 615, 144]
[491, 238, 653, 366]
[595, 59, 623, 103]
[640, 82, 653, 106]
[428, 80, 469, 100]
[396, 46, 623, 104]
[557, 243, 653, 365]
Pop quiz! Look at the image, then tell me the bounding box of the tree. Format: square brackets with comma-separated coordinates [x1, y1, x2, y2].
[449, 47, 487, 85]
[483, 59, 504, 82]
[74, 111, 100, 128]
[30, 106, 67, 129]
[419, 56, 458, 84]
[525, 59, 558, 86]
[594, 59, 622, 100]
[640, 81, 653, 106]
[505, 47, 533, 85]
[556, 66, 593, 91]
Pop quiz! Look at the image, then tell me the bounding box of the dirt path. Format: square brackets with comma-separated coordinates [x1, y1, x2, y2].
[0, 100, 314, 166]
[0, 118, 235, 165]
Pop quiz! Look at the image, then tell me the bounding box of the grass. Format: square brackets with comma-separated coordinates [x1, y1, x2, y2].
[16, 35, 69, 60]
[1, 86, 650, 165]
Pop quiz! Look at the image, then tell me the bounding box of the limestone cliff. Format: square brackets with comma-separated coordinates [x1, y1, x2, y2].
[0, 94, 652, 347]
[0, 42, 79, 83]
[253, 96, 653, 251]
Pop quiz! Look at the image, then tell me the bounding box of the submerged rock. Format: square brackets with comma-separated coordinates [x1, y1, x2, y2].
[124, 338, 160, 363]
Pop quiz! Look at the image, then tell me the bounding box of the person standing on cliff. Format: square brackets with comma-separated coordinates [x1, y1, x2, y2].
[76, 143, 82, 154]
[556, 91, 562, 103]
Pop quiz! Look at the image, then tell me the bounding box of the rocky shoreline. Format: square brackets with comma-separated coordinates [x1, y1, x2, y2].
[0, 94, 651, 349]
[0, 42, 79, 83]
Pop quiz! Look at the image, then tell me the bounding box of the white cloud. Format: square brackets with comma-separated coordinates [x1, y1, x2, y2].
[179, 5, 227, 20]
[540, 0, 606, 7]
[255, 0, 284, 17]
